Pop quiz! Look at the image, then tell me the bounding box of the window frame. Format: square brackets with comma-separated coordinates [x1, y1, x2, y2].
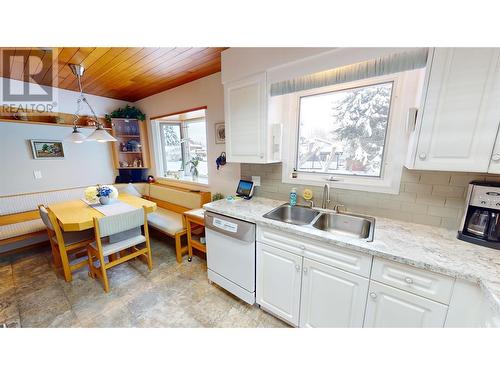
[153, 116, 209, 185]
[182, 117, 209, 179]
[294, 80, 394, 179]
[280, 71, 420, 194]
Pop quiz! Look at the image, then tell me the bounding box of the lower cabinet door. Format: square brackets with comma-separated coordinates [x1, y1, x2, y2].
[256, 242, 302, 326]
[364, 281, 448, 328]
[299, 258, 369, 328]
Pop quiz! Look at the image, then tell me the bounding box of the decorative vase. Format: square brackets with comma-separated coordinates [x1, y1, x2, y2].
[99, 196, 111, 205]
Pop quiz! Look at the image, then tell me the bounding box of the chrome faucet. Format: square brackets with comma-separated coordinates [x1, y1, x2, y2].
[321, 184, 330, 209]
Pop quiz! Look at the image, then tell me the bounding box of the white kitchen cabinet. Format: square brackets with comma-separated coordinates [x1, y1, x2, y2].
[364, 281, 448, 328]
[224, 72, 281, 163]
[299, 258, 369, 328]
[407, 48, 500, 172]
[256, 242, 302, 326]
[488, 133, 500, 174]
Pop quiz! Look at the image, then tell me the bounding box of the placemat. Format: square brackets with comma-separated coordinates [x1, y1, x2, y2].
[81, 199, 137, 216]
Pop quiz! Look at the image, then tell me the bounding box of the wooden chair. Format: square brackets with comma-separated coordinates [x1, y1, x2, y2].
[87, 206, 152, 293]
[38, 205, 94, 282]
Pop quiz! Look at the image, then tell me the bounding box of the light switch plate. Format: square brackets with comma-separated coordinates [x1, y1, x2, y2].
[33, 170, 42, 179]
[252, 175, 261, 187]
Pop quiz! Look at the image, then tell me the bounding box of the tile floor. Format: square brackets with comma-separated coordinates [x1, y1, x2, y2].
[0, 235, 289, 328]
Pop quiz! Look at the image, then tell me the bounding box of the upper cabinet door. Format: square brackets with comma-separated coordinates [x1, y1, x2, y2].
[299, 258, 369, 328]
[413, 48, 500, 172]
[224, 72, 267, 163]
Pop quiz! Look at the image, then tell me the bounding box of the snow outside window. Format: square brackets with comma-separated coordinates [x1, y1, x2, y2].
[297, 82, 393, 178]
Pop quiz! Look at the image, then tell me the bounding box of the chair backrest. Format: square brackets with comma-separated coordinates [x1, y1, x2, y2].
[38, 205, 54, 231]
[96, 208, 145, 238]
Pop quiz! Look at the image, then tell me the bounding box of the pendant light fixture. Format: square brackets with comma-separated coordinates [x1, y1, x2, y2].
[67, 63, 117, 143]
[65, 125, 87, 143]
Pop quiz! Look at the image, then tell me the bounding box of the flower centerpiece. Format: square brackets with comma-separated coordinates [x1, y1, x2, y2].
[84, 184, 118, 205]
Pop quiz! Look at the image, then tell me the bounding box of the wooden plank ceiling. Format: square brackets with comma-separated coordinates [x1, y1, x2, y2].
[0, 47, 226, 102]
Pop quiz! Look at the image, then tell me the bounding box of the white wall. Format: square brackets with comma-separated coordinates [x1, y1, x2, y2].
[0, 78, 129, 196]
[221, 48, 335, 83]
[135, 72, 240, 197]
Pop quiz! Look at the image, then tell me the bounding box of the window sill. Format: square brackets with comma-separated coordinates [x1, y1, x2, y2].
[282, 170, 402, 194]
[156, 176, 209, 190]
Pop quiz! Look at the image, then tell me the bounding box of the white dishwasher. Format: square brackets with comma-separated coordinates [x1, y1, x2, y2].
[205, 211, 256, 304]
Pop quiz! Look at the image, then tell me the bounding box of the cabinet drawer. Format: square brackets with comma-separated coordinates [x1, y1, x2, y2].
[257, 226, 372, 277]
[371, 258, 454, 304]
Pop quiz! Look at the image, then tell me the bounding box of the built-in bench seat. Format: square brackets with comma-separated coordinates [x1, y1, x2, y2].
[0, 182, 210, 262]
[0, 183, 147, 254]
[144, 183, 211, 262]
[0, 219, 46, 242]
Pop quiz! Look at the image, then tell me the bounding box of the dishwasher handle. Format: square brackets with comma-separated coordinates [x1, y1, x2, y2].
[205, 212, 255, 243]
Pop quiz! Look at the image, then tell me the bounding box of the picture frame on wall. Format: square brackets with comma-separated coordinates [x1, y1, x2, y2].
[215, 122, 225, 144]
[30, 140, 65, 159]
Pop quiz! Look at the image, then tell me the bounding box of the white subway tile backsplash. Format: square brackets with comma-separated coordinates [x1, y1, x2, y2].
[419, 172, 451, 185]
[404, 182, 433, 194]
[428, 205, 460, 219]
[415, 194, 446, 207]
[242, 164, 491, 230]
[431, 184, 466, 198]
[401, 202, 428, 214]
[445, 198, 467, 209]
[412, 214, 443, 227]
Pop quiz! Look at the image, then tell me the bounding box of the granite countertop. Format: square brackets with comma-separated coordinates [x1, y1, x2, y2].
[204, 197, 500, 314]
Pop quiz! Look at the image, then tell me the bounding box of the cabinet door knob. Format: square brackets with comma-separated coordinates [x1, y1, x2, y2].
[303, 267, 308, 275]
[404, 277, 414, 284]
[295, 264, 300, 272]
[299, 244, 305, 250]
[418, 152, 427, 160]
[492, 154, 500, 162]
[370, 292, 377, 299]
[259, 153, 264, 159]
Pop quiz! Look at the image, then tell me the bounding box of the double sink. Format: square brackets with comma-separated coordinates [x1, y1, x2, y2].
[263, 204, 375, 241]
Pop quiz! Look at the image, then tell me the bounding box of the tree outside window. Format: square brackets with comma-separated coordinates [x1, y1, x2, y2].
[297, 82, 393, 177]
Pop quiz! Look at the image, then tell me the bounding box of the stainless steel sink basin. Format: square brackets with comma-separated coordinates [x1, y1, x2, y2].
[312, 212, 375, 241]
[263, 204, 320, 226]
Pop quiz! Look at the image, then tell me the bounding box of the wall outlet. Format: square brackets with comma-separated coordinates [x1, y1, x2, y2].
[252, 175, 261, 187]
[33, 170, 42, 179]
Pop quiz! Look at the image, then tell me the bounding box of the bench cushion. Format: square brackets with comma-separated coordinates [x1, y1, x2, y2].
[0, 187, 86, 215]
[0, 219, 47, 240]
[147, 207, 184, 236]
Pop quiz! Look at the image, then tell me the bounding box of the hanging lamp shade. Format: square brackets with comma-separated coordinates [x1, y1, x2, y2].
[86, 125, 117, 142]
[65, 126, 87, 143]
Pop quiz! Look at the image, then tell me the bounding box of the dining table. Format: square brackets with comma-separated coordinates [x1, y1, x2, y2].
[48, 193, 157, 232]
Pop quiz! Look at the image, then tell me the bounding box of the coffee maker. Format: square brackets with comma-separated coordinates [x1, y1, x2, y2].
[458, 181, 500, 250]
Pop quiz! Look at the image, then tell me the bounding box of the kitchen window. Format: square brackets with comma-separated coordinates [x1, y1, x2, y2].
[155, 109, 208, 184]
[297, 81, 393, 178]
[278, 71, 423, 194]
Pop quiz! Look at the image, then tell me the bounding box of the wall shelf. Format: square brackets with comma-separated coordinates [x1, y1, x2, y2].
[0, 110, 110, 129]
[111, 118, 150, 170]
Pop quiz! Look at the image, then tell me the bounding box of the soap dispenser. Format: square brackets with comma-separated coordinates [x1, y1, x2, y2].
[290, 188, 297, 206]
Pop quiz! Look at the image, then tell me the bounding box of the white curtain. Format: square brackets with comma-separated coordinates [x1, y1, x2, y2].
[270, 48, 429, 96]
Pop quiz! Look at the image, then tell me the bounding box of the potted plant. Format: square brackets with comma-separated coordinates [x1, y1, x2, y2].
[186, 156, 202, 181]
[212, 192, 224, 201]
[105, 105, 146, 123]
